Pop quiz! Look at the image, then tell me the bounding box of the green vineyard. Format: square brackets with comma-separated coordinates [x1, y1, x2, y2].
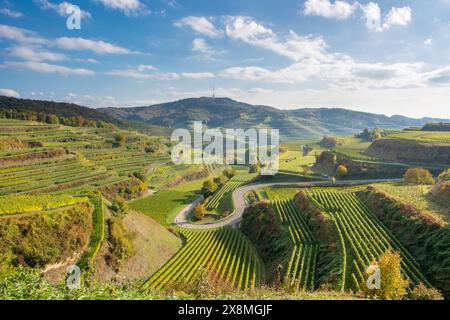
[207, 173, 257, 210]
[144, 228, 264, 291]
[306, 189, 431, 291]
[272, 199, 318, 291]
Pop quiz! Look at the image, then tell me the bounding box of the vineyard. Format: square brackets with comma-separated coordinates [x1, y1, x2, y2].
[0, 194, 88, 215]
[144, 228, 263, 291]
[306, 189, 431, 291]
[272, 199, 317, 291]
[206, 173, 258, 211]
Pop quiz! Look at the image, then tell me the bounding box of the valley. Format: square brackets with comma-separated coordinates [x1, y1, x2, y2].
[0, 97, 449, 301]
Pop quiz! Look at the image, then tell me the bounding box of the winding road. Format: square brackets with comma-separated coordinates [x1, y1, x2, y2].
[174, 178, 401, 230]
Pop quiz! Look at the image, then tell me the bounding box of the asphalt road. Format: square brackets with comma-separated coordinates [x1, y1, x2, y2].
[173, 178, 402, 230]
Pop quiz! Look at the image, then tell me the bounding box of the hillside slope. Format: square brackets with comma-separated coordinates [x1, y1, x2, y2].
[99, 97, 449, 138]
[0, 96, 170, 136]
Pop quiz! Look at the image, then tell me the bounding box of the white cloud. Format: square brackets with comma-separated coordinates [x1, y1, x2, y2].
[382, 6, 412, 30]
[94, 0, 148, 16]
[1, 61, 95, 76]
[0, 24, 48, 44]
[0, 88, 20, 98]
[0, 8, 24, 18]
[303, 0, 358, 20]
[360, 2, 382, 31]
[106, 65, 180, 80]
[175, 16, 222, 37]
[424, 38, 433, 45]
[225, 16, 328, 62]
[54, 37, 134, 54]
[33, 0, 91, 19]
[6, 45, 67, 62]
[181, 72, 215, 79]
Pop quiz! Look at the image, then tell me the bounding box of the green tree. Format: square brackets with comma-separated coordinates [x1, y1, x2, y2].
[249, 163, 260, 174]
[201, 180, 218, 197]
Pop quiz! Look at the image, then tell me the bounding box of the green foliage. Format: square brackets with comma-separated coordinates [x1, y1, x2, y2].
[356, 128, 386, 141]
[308, 189, 430, 293]
[0, 194, 88, 215]
[201, 180, 218, 197]
[320, 136, 345, 148]
[403, 168, 435, 185]
[241, 202, 290, 284]
[78, 194, 105, 271]
[107, 217, 135, 272]
[0, 203, 92, 267]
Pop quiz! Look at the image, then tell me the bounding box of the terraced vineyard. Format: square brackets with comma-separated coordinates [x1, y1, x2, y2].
[306, 189, 431, 291]
[272, 200, 317, 291]
[0, 120, 169, 196]
[144, 228, 264, 291]
[206, 173, 258, 211]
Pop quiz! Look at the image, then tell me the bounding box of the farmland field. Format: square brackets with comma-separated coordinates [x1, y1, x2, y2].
[144, 228, 264, 291]
[306, 189, 431, 291]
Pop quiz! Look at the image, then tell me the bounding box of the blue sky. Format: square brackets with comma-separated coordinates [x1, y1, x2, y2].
[1, 0, 450, 118]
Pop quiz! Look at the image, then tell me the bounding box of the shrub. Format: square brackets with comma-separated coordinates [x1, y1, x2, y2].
[335, 165, 348, 178]
[403, 168, 435, 185]
[201, 180, 218, 197]
[319, 136, 345, 148]
[410, 283, 444, 300]
[362, 250, 409, 300]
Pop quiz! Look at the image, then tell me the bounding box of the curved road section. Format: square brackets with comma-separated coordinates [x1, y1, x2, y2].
[174, 178, 401, 230]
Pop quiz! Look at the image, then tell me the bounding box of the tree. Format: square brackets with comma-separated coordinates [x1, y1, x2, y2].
[404, 168, 435, 185]
[193, 203, 206, 221]
[223, 167, 236, 179]
[362, 250, 409, 300]
[249, 163, 260, 174]
[335, 165, 348, 178]
[45, 114, 59, 124]
[201, 180, 218, 197]
[213, 175, 229, 188]
[114, 134, 126, 147]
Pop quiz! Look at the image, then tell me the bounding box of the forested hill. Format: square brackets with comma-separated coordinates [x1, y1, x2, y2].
[99, 97, 449, 138]
[0, 96, 170, 136]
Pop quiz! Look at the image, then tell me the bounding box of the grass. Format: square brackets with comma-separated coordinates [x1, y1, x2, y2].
[129, 174, 212, 225]
[372, 183, 450, 223]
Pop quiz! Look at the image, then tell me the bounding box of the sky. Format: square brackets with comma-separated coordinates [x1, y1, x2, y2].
[0, 0, 450, 118]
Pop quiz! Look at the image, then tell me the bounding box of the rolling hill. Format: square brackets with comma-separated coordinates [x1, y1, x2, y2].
[0, 96, 170, 136]
[99, 97, 449, 139]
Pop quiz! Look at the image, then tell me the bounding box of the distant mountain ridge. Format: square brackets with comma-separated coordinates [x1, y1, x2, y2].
[99, 97, 449, 138]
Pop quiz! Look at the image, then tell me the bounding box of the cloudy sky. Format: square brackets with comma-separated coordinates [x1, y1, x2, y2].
[1, 0, 450, 118]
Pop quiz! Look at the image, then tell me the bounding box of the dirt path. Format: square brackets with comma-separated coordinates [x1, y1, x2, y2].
[173, 178, 402, 230]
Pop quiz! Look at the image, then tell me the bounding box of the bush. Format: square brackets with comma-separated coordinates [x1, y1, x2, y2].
[335, 165, 348, 178]
[410, 283, 444, 300]
[362, 250, 409, 300]
[107, 217, 135, 272]
[403, 168, 435, 185]
[319, 136, 345, 148]
[201, 180, 218, 197]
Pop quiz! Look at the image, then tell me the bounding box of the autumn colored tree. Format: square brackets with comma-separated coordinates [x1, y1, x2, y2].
[404, 168, 435, 185]
[335, 165, 348, 178]
[193, 203, 207, 221]
[362, 250, 409, 300]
